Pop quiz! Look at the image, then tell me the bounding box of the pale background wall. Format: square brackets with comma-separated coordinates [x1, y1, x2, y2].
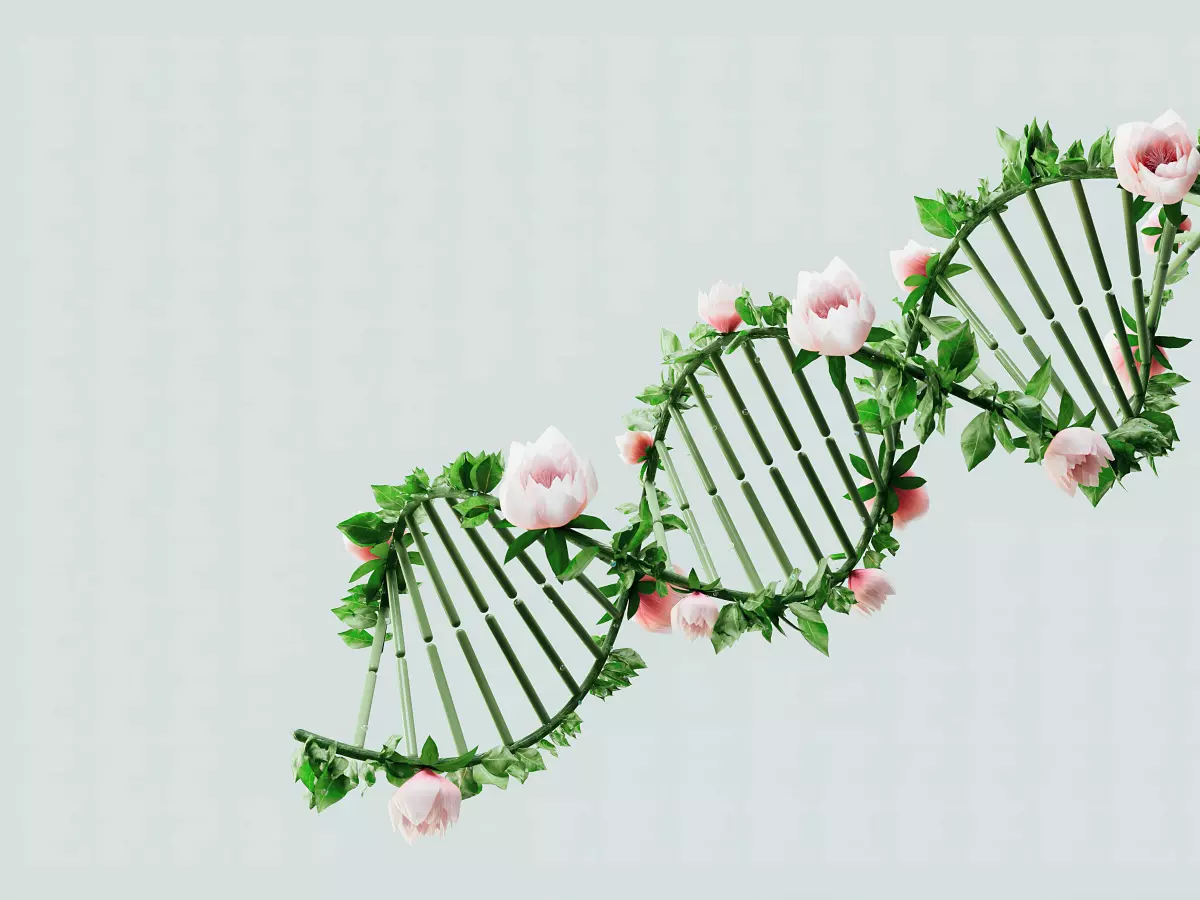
[3, 8, 1198, 899]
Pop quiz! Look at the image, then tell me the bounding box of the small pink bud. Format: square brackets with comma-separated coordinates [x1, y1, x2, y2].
[344, 534, 381, 562]
[1105, 330, 1167, 394]
[889, 240, 937, 293]
[787, 258, 875, 356]
[633, 569, 685, 634]
[865, 471, 929, 529]
[671, 592, 720, 640]
[698, 281, 745, 333]
[1043, 427, 1114, 497]
[388, 769, 461, 843]
[1142, 212, 1192, 253]
[615, 430, 654, 465]
[847, 568, 895, 616]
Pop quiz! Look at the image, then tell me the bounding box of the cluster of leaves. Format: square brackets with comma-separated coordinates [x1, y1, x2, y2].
[293, 738, 369, 812]
[587, 646, 647, 699]
[449, 714, 583, 800]
[500, 513, 610, 583]
[913, 119, 1117, 242]
[710, 557, 857, 658]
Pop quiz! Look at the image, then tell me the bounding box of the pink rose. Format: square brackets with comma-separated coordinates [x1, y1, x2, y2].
[847, 568, 894, 616]
[344, 534, 380, 563]
[865, 471, 929, 529]
[615, 430, 654, 465]
[1142, 212, 1192, 253]
[1105, 330, 1167, 394]
[496, 426, 598, 531]
[698, 281, 745, 333]
[787, 257, 876, 356]
[1114, 110, 1200, 205]
[388, 770, 461, 843]
[671, 592, 720, 640]
[1043, 427, 1114, 497]
[633, 571, 684, 634]
[889, 240, 937, 293]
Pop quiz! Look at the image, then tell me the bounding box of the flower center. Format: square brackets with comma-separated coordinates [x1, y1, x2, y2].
[528, 458, 565, 488]
[1139, 137, 1180, 172]
[810, 291, 849, 319]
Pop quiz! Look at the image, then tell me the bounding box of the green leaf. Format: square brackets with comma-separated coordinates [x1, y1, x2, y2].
[1025, 356, 1053, 400]
[337, 512, 391, 548]
[1153, 335, 1191, 349]
[338, 628, 375, 649]
[371, 485, 409, 511]
[797, 615, 829, 656]
[567, 515, 610, 531]
[503, 528, 542, 563]
[997, 127, 1021, 165]
[420, 737, 440, 764]
[866, 326, 895, 342]
[942, 262, 972, 278]
[937, 323, 978, 380]
[660, 328, 682, 356]
[892, 475, 926, 490]
[827, 355, 847, 387]
[892, 444, 920, 476]
[348, 558, 384, 582]
[735, 295, 758, 326]
[961, 411, 996, 471]
[542, 529, 569, 576]
[559, 546, 599, 581]
[856, 399, 882, 435]
[711, 604, 747, 654]
[792, 349, 820, 372]
[1055, 393, 1076, 431]
[848, 454, 873, 480]
[894, 379, 919, 420]
[915, 196, 956, 239]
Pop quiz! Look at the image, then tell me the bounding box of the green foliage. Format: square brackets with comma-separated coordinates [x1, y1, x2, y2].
[293, 739, 362, 812]
[588, 647, 647, 699]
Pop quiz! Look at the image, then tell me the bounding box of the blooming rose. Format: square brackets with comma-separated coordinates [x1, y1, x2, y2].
[496, 426, 598, 531]
[1114, 110, 1200, 205]
[615, 430, 654, 465]
[889, 240, 936, 293]
[1043, 427, 1114, 497]
[787, 257, 875, 356]
[847, 568, 894, 616]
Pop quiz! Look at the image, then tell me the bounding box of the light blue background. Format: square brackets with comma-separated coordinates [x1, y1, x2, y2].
[3, 13, 1198, 899]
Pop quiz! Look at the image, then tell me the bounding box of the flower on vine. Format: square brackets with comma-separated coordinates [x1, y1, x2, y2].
[1105, 330, 1167, 394]
[787, 257, 875, 356]
[496, 426, 599, 531]
[698, 281, 745, 333]
[1114, 110, 1200, 205]
[889, 240, 936, 293]
[1043, 427, 1114, 497]
[388, 769, 461, 843]
[671, 592, 720, 640]
[344, 534, 387, 563]
[633, 570, 684, 633]
[1142, 211, 1192, 254]
[866, 471, 929, 529]
[847, 568, 894, 616]
[616, 430, 654, 465]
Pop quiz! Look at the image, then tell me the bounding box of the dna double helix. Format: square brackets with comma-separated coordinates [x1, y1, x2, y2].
[291, 113, 1199, 837]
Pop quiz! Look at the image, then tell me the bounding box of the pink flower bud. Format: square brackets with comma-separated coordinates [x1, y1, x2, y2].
[496, 427, 598, 531]
[1043, 427, 1114, 497]
[671, 592, 720, 640]
[865, 471, 929, 529]
[615, 430, 654, 465]
[1105, 330, 1167, 394]
[787, 257, 875, 356]
[1142, 212, 1192, 253]
[388, 769, 461, 843]
[633, 571, 684, 634]
[847, 568, 894, 616]
[1114, 110, 1200, 205]
[698, 281, 745, 333]
[889, 240, 937, 293]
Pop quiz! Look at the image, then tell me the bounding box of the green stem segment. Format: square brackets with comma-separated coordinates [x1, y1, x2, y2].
[352, 604, 389, 748]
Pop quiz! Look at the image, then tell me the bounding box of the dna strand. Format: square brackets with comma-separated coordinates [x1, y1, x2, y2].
[292, 113, 1198, 838]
